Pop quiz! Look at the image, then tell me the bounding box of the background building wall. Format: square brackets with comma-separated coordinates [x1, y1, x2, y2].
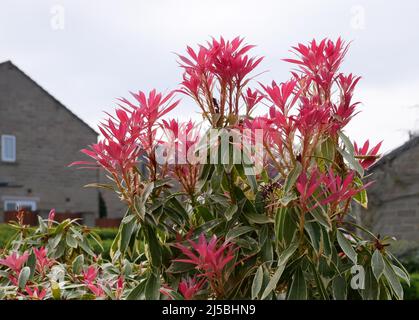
[359, 137, 419, 242]
[0, 62, 99, 221]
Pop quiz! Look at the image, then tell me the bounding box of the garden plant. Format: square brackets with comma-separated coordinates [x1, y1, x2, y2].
[0, 37, 410, 300]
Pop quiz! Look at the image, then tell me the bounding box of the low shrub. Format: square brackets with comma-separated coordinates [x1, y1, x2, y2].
[0, 211, 131, 299]
[389, 240, 419, 274]
[0, 224, 16, 249]
[1, 223, 117, 258]
[92, 228, 118, 241]
[403, 274, 419, 300]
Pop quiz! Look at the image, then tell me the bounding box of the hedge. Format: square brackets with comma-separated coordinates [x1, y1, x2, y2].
[0, 223, 117, 259]
[404, 273, 419, 300]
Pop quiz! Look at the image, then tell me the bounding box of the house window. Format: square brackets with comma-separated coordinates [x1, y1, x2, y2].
[1, 135, 16, 162]
[4, 199, 37, 212]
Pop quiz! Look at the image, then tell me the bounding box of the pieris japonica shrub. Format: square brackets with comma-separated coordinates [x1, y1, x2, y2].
[0, 37, 409, 300]
[0, 210, 130, 299]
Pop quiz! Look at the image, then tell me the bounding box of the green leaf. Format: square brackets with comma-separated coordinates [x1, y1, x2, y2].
[196, 206, 213, 222]
[49, 233, 63, 249]
[127, 280, 146, 300]
[84, 183, 115, 191]
[338, 147, 364, 177]
[196, 164, 212, 192]
[72, 254, 84, 274]
[251, 265, 264, 300]
[120, 215, 137, 253]
[27, 251, 36, 279]
[153, 178, 172, 189]
[276, 239, 299, 262]
[145, 272, 161, 300]
[230, 236, 259, 253]
[392, 265, 410, 285]
[110, 231, 121, 260]
[245, 170, 258, 193]
[66, 232, 78, 248]
[304, 222, 321, 253]
[224, 204, 238, 221]
[166, 261, 195, 274]
[361, 266, 379, 300]
[353, 176, 368, 208]
[133, 197, 146, 220]
[287, 267, 307, 300]
[191, 219, 223, 238]
[141, 182, 154, 202]
[209, 193, 230, 207]
[243, 211, 273, 224]
[145, 226, 162, 268]
[387, 252, 411, 281]
[332, 275, 347, 300]
[283, 162, 302, 194]
[278, 192, 297, 206]
[51, 280, 61, 299]
[121, 214, 135, 224]
[168, 197, 190, 221]
[226, 226, 254, 242]
[310, 205, 331, 230]
[320, 138, 336, 163]
[261, 263, 286, 300]
[371, 250, 385, 280]
[321, 228, 332, 259]
[79, 237, 95, 257]
[338, 131, 354, 155]
[37, 215, 48, 233]
[379, 281, 391, 300]
[123, 259, 133, 277]
[337, 230, 357, 264]
[18, 266, 30, 289]
[383, 260, 403, 300]
[274, 207, 296, 250]
[261, 232, 274, 267]
[261, 237, 299, 299]
[309, 261, 329, 300]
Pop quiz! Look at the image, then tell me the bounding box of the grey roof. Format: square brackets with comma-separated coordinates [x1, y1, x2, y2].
[369, 135, 419, 170]
[0, 60, 98, 136]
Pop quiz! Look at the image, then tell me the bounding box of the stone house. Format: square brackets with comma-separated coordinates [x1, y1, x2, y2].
[0, 61, 124, 225]
[358, 136, 419, 242]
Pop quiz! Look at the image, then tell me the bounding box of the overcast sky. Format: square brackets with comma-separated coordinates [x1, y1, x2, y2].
[1, 0, 419, 153]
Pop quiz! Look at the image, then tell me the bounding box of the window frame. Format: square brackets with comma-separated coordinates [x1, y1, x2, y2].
[1, 134, 16, 162]
[4, 199, 37, 212]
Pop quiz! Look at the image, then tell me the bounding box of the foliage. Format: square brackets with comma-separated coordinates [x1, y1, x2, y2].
[403, 273, 419, 300]
[1, 37, 409, 300]
[390, 241, 419, 274]
[0, 224, 15, 248]
[0, 210, 131, 299]
[0, 223, 117, 253]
